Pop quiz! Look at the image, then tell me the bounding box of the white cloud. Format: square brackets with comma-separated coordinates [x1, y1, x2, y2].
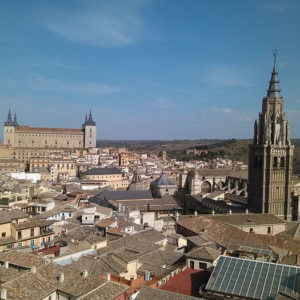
[40, 0, 150, 47]
[204, 106, 254, 122]
[27, 74, 120, 96]
[202, 65, 251, 88]
[151, 96, 177, 109]
[208, 107, 234, 114]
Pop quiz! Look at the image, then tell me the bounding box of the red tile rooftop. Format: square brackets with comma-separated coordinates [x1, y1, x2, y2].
[159, 268, 210, 297]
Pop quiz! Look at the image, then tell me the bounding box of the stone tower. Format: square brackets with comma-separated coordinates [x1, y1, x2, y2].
[248, 54, 294, 220]
[82, 110, 97, 148]
[3, 109, 18, 146]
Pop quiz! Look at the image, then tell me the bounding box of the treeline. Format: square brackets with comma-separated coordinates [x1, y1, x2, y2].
[188, 139, 238, 150]
[167, 139, 250, 162]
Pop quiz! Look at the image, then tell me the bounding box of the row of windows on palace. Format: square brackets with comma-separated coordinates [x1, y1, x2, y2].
[17, 140, 82, 145]
[254, 156, 287, 168]
[5, 129, 84, 138]
[32, 164, 74, 169]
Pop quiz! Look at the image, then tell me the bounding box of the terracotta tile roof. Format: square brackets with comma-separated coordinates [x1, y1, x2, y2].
[128, 229, 166, 244]
[209, 213, 286, 226]
[15, 125, 83, 134]
[137, 250, 184, 277]
[79, 281, 128, 299]
[136, 286, 200, 300]
[187, 235, 215, 247]
[1, 263, 106, 300]
[34, 206, 62, 219]
[106, 227, 122, 236]
[177, 215, 300, 254]
[0, 251, 47, 268]
[0, 236, 16, 246]
[67, 255, 124, 277]
[96, 205, 112, 215]
[0, 209, 29, 224]
[0, 265, 26, 284]
[13, 219, 54, 230]
[112, 248, 141, 262]
[139, 250, 183, 267]
[96, 218, 116, 228]
[186, 246, 221, 261]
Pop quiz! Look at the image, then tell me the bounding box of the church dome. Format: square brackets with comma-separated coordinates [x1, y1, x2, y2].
[150, 172, 175, 187]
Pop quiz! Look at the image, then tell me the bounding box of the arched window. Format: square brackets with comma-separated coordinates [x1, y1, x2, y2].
[273, 157, 278, 168]
[280, 157, 285, 168]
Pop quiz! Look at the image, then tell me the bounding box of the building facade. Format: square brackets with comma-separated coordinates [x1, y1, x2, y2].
[3, 110, 96, 149]
[248, 56, 294, 220]
[81, 167, 129, 190]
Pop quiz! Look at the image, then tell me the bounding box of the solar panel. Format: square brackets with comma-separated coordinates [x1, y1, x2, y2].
[206, 256, 300, 300]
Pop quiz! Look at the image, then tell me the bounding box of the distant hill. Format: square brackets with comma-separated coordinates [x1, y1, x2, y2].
[166, 139, 251, 163]
[97, 138, 300, 174]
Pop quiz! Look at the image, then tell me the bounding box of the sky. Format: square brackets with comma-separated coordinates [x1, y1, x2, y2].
[0, 0, 300, 140]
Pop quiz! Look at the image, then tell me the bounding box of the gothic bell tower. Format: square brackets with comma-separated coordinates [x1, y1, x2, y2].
[248, 53, 294, 220]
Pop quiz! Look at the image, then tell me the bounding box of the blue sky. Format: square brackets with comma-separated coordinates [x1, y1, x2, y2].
[0, 0, 300, 140]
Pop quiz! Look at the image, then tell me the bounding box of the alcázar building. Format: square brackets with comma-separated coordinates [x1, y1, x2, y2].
[1, 110, 96, 164]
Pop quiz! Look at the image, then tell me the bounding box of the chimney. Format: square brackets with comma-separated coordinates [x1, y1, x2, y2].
[31, 266, 36, 274]
[106, 273, 111, 281]
[57, 272, 64, 283]
[1, 288, 7, 300]
[144, 270, 151, 281]
[4, 261, 9, 269]
[81, 270, 88, 278]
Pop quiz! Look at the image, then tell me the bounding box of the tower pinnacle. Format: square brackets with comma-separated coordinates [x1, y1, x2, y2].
[13, 113, 18, 126]
[4, 109, 14, 126]
[267, 49, 281, 98]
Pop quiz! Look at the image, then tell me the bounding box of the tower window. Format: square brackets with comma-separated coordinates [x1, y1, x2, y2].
[273, 157, 278, 168]
[280, 157, 285, 168]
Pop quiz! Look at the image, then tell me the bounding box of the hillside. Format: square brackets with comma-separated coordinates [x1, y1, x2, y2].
[97, 139, 300, 174]
[167, 139, 300, 174]
[166, 139, 251, 163]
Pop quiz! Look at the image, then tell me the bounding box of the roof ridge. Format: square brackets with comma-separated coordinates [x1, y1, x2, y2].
[2, 262, 52, 286]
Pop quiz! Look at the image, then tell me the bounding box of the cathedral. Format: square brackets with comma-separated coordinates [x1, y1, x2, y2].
[3, 110, 96, 149]
[248, 55, 294, 220]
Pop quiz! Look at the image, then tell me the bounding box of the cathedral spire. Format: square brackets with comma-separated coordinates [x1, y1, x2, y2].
[4, 109, 14, 126]
[267, 49, 281, 99]
[13, 113, 18, 126]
